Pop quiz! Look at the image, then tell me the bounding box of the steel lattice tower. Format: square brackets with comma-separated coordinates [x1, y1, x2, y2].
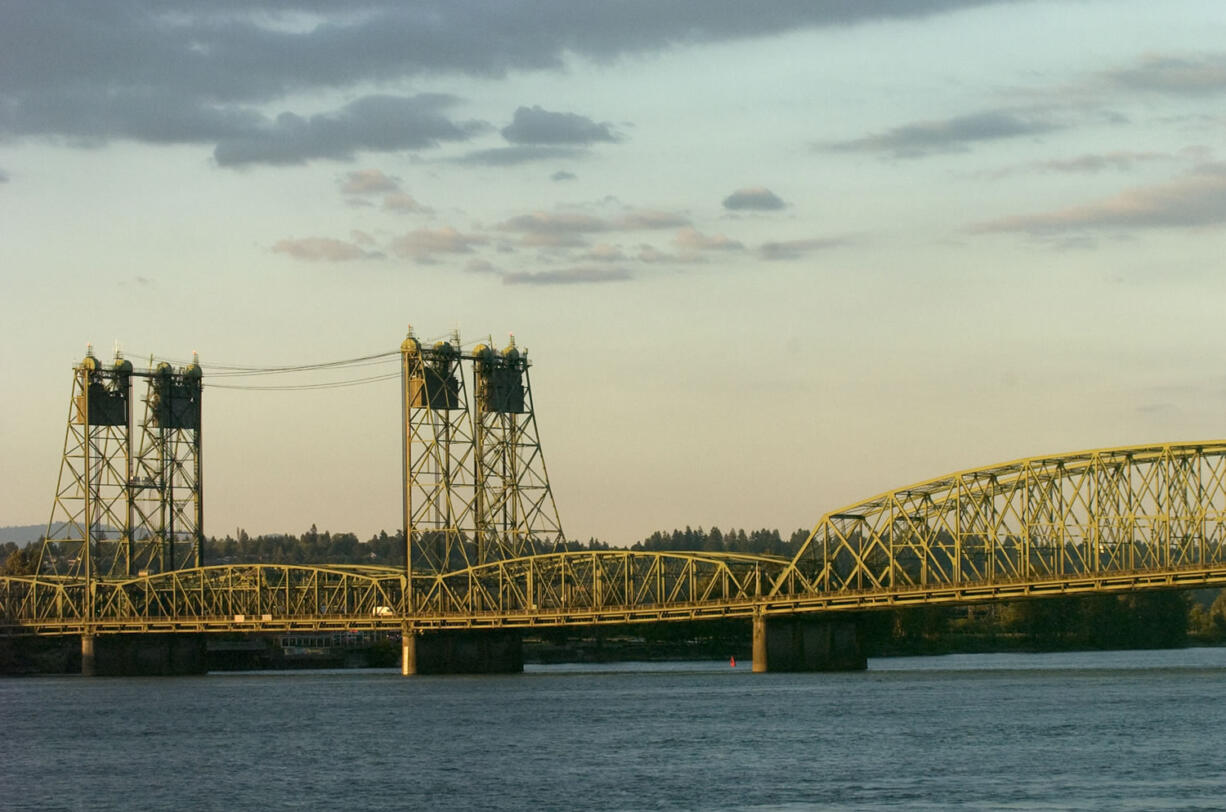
[39, 350, 135, 578]
[401, 328, 565, 591]
[472, 339, 564, 562]
[131, 359, 205, 572]
[38, 350, 204, 578]
[401, 331, 480, 579]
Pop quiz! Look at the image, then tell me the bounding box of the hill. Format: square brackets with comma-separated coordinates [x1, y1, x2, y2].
[0, 525, 45, 544]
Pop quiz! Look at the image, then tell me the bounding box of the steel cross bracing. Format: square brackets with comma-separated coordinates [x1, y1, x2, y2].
[401, 334, 480, 574]
[8, 442, 1226, 636]
[473, 347, 564, 561]
[0, 552, 789, 634]
[130, 362, 205, 572]
[38, 352, 204, 580]
[401, 330, 565, 584]
[38, 355, 134, 579]
[774, 442, 1226, 601]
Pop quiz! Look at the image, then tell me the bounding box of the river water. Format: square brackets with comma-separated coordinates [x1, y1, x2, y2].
[3, 648, 1225, 810]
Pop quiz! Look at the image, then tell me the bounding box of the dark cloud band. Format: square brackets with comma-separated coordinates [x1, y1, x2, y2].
[826, 109, 1060, 158]
[0, 1, 1017, 164]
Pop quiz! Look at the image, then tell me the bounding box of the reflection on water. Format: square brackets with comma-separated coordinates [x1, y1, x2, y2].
[2, 647, 1225, 810]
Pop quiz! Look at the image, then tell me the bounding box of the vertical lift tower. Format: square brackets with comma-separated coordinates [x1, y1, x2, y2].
[400, 328, 564, 673]
[39, 349, 204, 579]
[401, 329, 564, 589]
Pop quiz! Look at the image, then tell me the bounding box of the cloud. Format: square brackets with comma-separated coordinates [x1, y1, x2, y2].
[758, 236, 847, 260]
[500, 212, 608, 232]
[551, 170, 577, 182]
[213, 94, 484, 166]
[340, 169, 401, 195]
[722, 187, 786, 211]
[497, 211, 610, 242]
[826, 110, 1061, 158]
[494, 208, 688, 246]
[273, 237, 382, 261]
[383, 192, 431, 213]
[675, 226, 744, 251]
[453, 145, 588, 166]
[1035, 152, 1166, 174]
[583, 244, 628, 262]
[972, 151, 1171, 180]
[390, 226, 488, 261]
[503, 267, 633, 285]
[636, 245, 675, 263]
[982, 151, 1169, 179]
[1101, 54, 1226, 96]
[501, 105, 618, 145]
[969, 164, 1226, 235]
[0, 3, 1015, 159]
[618, 210, 690, 229]
[465, 259, 501, 274]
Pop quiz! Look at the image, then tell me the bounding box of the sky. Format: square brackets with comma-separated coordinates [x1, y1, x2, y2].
[3, 1, 1226, 546]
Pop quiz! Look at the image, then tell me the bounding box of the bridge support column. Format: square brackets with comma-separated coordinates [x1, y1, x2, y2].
[81, 633, 207, 676]
[752, 616, 866, 673]
[81, 633, 96, 677]
[752, 613, 768, 673]
[401, 625, 416, 676]
[401, 628, 523, 676]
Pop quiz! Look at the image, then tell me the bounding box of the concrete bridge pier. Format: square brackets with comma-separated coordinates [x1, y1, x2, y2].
[81, 633, 96, 677]
[79, 632, 208, 676]
[752, 614, 866, 672]
[401, 626, 523, 675]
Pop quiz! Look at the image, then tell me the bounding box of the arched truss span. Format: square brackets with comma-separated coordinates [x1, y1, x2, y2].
[771, 442, 1226, 599]
[9, 442, 1226, 633]
[0, 565, 406, 634]
[0, 552, 791, 633]
[412, 550, 791, 624]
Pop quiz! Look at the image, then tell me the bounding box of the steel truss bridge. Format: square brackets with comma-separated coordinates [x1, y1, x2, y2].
[5, 442, 1226, 637]
[4, 332, 1226, 645]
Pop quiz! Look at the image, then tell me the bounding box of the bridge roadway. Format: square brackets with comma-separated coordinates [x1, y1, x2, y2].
[5, 442, 1226, 673]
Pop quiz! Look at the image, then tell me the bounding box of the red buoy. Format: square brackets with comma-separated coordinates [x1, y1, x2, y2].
[730, 656, 736, 668]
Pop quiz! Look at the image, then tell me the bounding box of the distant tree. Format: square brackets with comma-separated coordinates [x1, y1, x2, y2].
[1209, 591, 1226, 639]
[1, 544, 37, 576]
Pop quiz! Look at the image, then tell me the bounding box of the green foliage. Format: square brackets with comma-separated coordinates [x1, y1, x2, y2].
[1189, 590, 1226, 642]
[862, 591, 1197, 656]
[198, 524, 804, 567]
[630, 526, 809, 557]
[0, 542, 38, 576]
[204, 528, 404, 566]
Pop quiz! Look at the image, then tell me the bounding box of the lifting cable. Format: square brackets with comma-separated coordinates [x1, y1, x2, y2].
[118, 330, 481, 392]
[121, 347, 407, 392]
[206, 371, 402, 391]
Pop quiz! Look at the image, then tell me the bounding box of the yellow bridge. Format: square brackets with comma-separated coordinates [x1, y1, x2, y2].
[5, 441, 1226, 672]
[5, 336, 1226, 674]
